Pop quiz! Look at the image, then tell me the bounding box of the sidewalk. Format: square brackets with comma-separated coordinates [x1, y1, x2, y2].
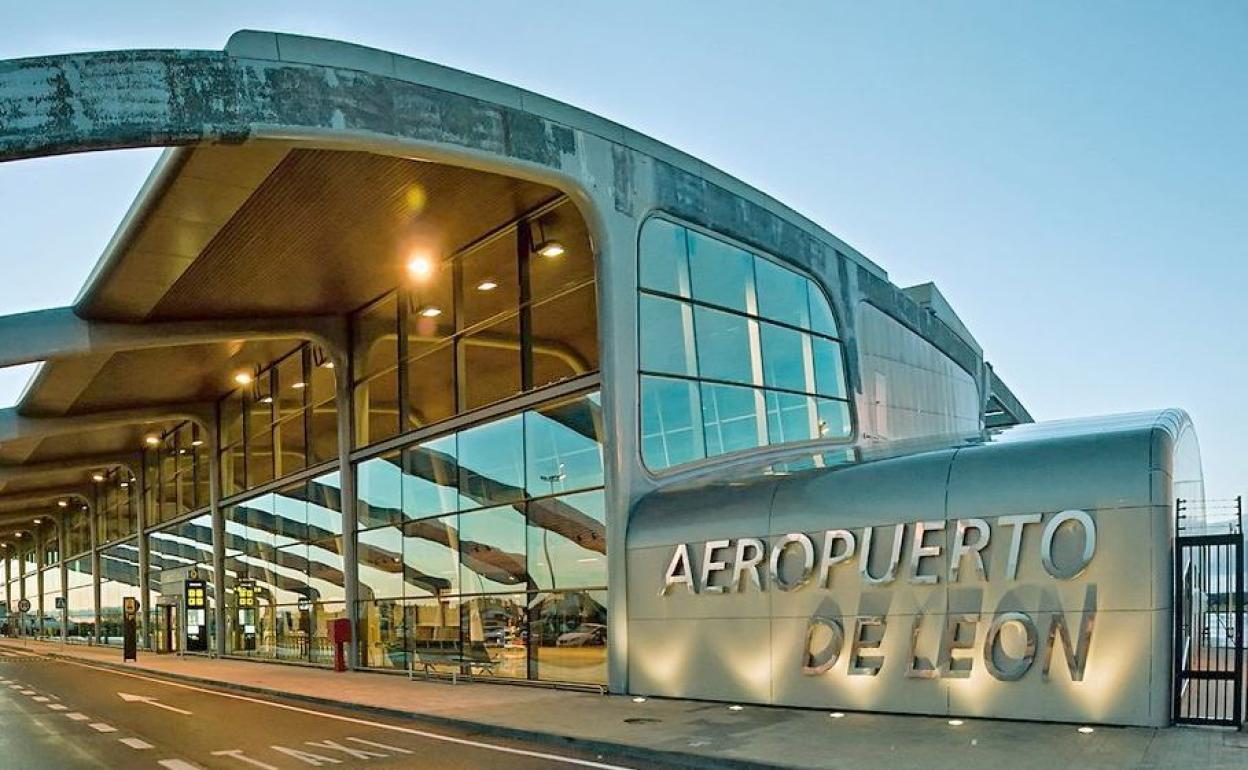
[4, 638, 1246, 769]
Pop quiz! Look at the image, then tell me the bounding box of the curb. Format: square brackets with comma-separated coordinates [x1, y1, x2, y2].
[38, 649, 785, 770]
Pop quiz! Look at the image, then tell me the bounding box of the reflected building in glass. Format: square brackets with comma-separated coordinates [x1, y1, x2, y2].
[0, 31, 1195, 728]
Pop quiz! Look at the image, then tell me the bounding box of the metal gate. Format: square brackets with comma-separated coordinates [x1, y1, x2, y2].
[1173, 498, 1244, 726]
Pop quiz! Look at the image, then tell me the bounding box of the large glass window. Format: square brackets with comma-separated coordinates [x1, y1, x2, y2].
[353, 391, 606, 684]
[350, 198, 598, 451]
[217, 344, 338, 498]
[638, 218, 853, 471]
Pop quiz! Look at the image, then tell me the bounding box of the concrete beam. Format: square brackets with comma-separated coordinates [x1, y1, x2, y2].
[0, 403, 213, 444]
[0, 453, 139, 484]
[0, 489, 89, 514]
[0, 306, 347, 369]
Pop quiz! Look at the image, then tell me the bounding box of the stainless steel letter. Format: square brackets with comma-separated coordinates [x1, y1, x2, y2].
[769, 533, 816, 592]
[983, 611, 1038, 681]
[937, 614, 979, 678]
[817, 529, 856, 588]
[859, 524, 905, 585]
[847, 616, 886, 676]
[1040, 509, 1097, 580]
[801, 615, 845, 676]
[905, 614, 937, 679]
[1043, 585, 1097, 681]
[701, 539, 732, 594]
[999, 513, 1043, 580]
[907, 520, 945, 585]
[660, 543, 697, 596]
[731, 538, 765, 592]
[949, 518, 990, 582]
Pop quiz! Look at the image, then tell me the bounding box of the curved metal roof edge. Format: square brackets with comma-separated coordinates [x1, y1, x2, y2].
[221, 29, 886, 279]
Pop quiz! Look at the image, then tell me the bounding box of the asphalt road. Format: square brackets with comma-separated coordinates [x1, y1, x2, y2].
[0, 645, 671, 770]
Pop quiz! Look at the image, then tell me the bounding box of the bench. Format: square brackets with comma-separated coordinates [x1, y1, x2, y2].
[409, 643, 498, 683]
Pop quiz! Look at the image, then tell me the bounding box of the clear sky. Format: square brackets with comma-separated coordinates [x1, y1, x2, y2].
[0, 2, 1244, 499]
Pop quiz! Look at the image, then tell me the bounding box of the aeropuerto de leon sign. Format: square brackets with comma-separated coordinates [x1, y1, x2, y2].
[659, 510, 1097, 684]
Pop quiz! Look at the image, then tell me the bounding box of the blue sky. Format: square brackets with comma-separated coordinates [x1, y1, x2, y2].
[0, 2, 1244, 499]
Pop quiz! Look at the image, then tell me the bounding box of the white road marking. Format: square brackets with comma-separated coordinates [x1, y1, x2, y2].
[65, 712, 90, 721]
[306, 739, 386, 760]
[346, 737, 413, 754]
[117, 691, 193, 715]
[119, 737, 153, 750]
[46, 703, 67, 711]
[58, 658, 637, 770]
[271, 746, 341, 765]
[158, 761, 202, 770]
[89, 722, 117, 733]
[212, 749, 279, 769]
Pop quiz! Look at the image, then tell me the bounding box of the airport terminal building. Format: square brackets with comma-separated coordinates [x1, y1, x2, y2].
[0, 31, 1228, 728]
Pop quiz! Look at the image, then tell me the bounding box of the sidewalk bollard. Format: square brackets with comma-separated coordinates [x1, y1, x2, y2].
[328, 618, 351, 672]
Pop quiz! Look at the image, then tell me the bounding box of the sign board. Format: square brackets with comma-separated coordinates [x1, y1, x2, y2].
[17, 598, 30, 613]
[55, 596, 65, 610]
[237, 578, 258, 651]
[185, 579, 208, 653]
[122, 597, 139, 661]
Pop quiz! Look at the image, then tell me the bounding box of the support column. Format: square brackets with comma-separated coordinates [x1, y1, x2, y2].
[209, 409, 227, 659]
[136, 456, 151, 651]
[89, 495, 100, 645]
[333, 353, 359, 669]
[34, 524, 44, 639]
[57, 514, 67, 644]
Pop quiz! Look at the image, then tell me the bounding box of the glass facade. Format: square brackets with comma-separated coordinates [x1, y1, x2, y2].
[219, 343, 339, 499]
[143, 421, 209, 526]
[354, 391, 607, 683]
[352, 198, 597, 448]
[638, 217, 853, 471]
[3, 196, 606, 688]
[222, 471, 347, 664]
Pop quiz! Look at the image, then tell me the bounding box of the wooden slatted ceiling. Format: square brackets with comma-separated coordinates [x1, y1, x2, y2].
[146, 149, 557, 321]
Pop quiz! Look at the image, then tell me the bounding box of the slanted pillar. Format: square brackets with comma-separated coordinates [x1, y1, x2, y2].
[34, 524, 44, 639]
[333, 353, 359, 669]
[136, 457, 151, 651]
[89, 494, 100, 645]
[209, 409, 227, 659]
[57, 514, 67, 644]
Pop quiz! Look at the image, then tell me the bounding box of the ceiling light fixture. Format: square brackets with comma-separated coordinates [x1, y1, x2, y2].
[91, 472, 105, 483]
[476, 279, 498, 292]
[632, 697, 647, 703]
[1078, 726, 1095, 735]
[291, 381, 307, 390]
[728, 705, 744, 712]
[536, 240, 565, 258]
[57, 500, 68, 509]
[947, 719, 964, 727]
[33, 518, 41, 525]
[145, 435, 161, 447]
[234, 371, 254, 386]
[260, 396, 274, 404]
[322, 361, 335, 370]
[407, 254, 435, 281]
[190, 439, 204, 448]
[419, 306, 443, 318]
[829, 712, 845, 719]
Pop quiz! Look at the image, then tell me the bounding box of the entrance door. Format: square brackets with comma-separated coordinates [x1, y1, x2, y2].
[1174, 499, 1244, 726]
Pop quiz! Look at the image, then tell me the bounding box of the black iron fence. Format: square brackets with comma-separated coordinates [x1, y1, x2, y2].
[1174, 497, 1244, 726]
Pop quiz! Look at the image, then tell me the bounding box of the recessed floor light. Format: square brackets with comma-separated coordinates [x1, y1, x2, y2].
[632, 697, 646, 703]
[948, 719, 964, 726]
[829, 712, 845, 719]
[728, 705, 744, 712]
[1078, 726, 1095, 734]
